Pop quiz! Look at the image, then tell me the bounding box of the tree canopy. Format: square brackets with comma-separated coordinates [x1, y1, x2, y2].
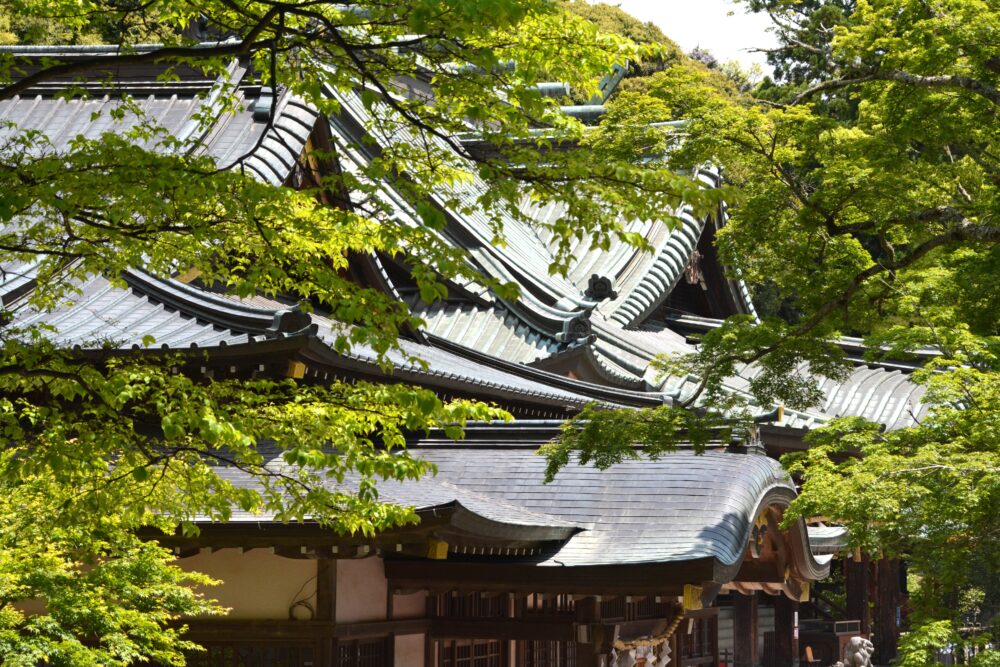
[0, 0, 718, 664]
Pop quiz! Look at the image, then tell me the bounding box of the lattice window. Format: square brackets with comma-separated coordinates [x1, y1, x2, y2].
[518, 640, 576, 667]
[437, 639, 505, 667]
[336, 637, 391, 667]
[600, 596, 627, 621]
[520, 593, 575, 615]
[679, 612, 719, 666]
[432, 592, 508, 618]
[600, 596, 673, 622]
[187, 644, 316, 667]
[634, 596, 674, 620]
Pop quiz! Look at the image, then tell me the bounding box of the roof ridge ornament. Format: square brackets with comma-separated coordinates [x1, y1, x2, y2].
[253, 86, 274, 121]
[585, 274, 618, 301]
[266, 308, 314, 337]
[556, 312, 592, 342]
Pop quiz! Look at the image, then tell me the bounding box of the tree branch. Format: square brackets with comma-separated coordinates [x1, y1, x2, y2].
[792, 68, 1000, 107]
[679, 217, 1000, 408]
[0, 24, 277, 101]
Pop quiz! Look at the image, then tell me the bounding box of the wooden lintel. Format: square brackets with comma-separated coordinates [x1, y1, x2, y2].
[146, 517, 451, 554]
[336, 617, 430, 639]
[384, 558, 714, 596]
[181, 614, 683, 646]
[180, 617, 430, 643]
[734, 559, 784, 584]
[429, 618, 575, 642]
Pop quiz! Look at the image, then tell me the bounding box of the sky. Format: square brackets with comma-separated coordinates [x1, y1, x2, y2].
[603, 0, 778, 70]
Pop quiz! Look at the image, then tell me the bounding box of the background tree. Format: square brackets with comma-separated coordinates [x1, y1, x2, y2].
[551, 0, 999, 660]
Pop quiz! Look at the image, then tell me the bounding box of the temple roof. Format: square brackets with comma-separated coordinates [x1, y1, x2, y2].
[0, 53, 930, 429]
[414, 443, 802, 569]
[0, 50, 860, 591]
[9, 274, 252, 349]
[321, 86, 928, 432]
[6, 269, 670, 413]
[0, 55, 317, 185]
[191, 421, 832, 586]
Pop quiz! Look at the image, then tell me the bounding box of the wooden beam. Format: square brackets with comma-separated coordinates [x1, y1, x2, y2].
[179, 617, 430, 642]
[734, 559, 784, 583]
[337, 618, 429, 639]
[148, 517, 450, 552]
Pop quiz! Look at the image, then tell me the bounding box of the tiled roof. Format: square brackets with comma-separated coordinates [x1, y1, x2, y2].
[8, 270, 652, 411]
[0, 59, 304, 168]
[670, 316, 930, 430]
[414, 443, 813, 569]
[9, 274, 251, 348]
[211, 423, 829, 572]
[206, 457, 580, 544]
[813, 366, 928, 429]
[0, 53, 318, 308]
[406, 296, 561, 365]
[306, 315, 658, 410]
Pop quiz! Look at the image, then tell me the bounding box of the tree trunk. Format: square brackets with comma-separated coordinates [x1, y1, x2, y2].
[874, 558, 900, 665]
[846, 554, 870, 634]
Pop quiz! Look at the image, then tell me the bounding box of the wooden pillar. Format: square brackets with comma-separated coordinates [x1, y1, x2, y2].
[734, 591, 758, 667]
[575, 597, 602, 667]
[774, 595, 798, 667]
[845, 553, 870, 634]
[316, 558, 337, 620]
[874, 558, 900, 665]
[315, 558, 337, 664]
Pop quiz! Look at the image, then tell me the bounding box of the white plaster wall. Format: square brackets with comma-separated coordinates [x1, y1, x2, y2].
[393, 590, 427, 618]
[395, 634, 425, 667]
[178, 548, 317, 620]
[335, 556, 387, 623]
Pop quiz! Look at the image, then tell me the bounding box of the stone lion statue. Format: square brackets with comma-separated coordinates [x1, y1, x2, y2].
[840, 637, 875, 667]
